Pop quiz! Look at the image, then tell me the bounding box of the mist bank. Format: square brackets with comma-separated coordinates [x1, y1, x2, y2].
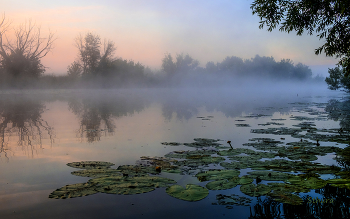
[0, 54, 325, 89]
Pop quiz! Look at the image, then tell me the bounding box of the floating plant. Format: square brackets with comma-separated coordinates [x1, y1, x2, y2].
[240, 183, 271, 197]
[166, 184, 209, 201]
[247, 171, 294, 182]
[215, 194, 252, 207]
[71, 169, 122, 178]
[183, 138, 223, 148]
[235, 124, 251, 127]
[49, 182, 98, 199]
[195, 169, 240, 182]
[90, 176, 176, 195]
[67, 161, 115, 169]
[268, 191, 304, 205]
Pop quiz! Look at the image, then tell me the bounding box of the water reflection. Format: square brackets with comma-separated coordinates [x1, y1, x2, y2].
[249, 185, 350, 218]
[325, 98, 350, 131]
[0, 96, 54, 159]
[68, 92, 147, 142]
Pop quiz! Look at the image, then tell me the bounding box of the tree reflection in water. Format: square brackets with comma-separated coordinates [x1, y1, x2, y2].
[249, 186, 350, 219]
[325, 98, 350, 170]
[68, 93, 146, 143]
[247, 98, 350, 219]
[0, 96, 54, 160]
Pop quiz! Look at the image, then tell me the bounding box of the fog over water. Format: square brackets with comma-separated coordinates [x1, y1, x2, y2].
[0, 83, 348, 219]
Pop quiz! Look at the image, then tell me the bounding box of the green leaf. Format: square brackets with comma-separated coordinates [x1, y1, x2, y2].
[166, 184, 209, 201]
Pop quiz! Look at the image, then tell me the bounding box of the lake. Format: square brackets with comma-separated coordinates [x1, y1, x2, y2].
[0, 84, 349, 219]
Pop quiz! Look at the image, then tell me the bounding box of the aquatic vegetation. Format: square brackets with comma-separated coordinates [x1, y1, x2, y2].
[215, 194, 252, 207]
[166, 184, 209, 201]
[220, 161, 248, 170]
[240, 183, 271, 197]
[183, 138, 223, 148]
[258, 122, 284, 126]
[290, 116, 315, 121]
[251, 127, 302, 136]
[196, 169, 240, 182]
[71, 169, 122, 178]
[268, 182, 310, 193]
[90, 176, 176, 195]
[49, 182, 98, 199]
[205, 179, 239, 190]
[161, 142, 182, 146]
[205, 175, 253, 190]
[247, 171, 294, 181]
[117, 165, 159, 176]
[293, 122, 317, 130]
[286, 176, 327, 189]
[268, 191, 304, 205]
[235, 124, 251, 127]
[67, 161, 115, 169]
[327, 178, 350, 189]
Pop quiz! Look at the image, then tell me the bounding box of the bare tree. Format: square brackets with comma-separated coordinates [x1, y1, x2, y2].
[0, 14, 55, 79]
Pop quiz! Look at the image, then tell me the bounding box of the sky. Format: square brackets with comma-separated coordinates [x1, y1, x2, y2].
[1, 0, 339, 76]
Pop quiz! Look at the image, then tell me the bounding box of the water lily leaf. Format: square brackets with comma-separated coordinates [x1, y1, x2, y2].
[220, 161, 248, 170]
[117, 165, 158, 176]
[217, 149, 241, 156]
[268, 182, 310, 193]
[247, 171, 294, 181]
[235, 124, 250, 127]
[206, 175, 253, 190]
[240, 183, 271, 197]
[206, 179, 238, 190]
[183, 138, 222, 148]
[286, 176, 327, 189]
[71, 169, 121, 178]
[327, 178, 350, 189]
[238, 175, 254, 185]
[161, 142, 182, 146]
[166, 184, 209, 201]
[230, 155, 261, 162]
[268, 191, 303, 205]
[174, 156, 225, 168]
[91, 176, 176, 195]
[49, 182, 98, 199]
[195, 169, 240, 182]
[215, 194, 252, 206]
[67, 161, 115, 169]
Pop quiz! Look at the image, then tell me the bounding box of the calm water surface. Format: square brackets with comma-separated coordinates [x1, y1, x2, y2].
[0, 86, 348, 219]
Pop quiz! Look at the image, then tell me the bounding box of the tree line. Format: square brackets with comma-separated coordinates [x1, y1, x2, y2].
[0, 14, 323, 89]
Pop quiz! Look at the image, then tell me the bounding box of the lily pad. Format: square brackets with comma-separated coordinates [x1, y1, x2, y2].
[183, 138, 222, 148]
[268, 191, 304, 205]
[90, 176, 176, 195]
[220, 161, 248, 170]
[49, 182, 98, 199]
[161, 142, 182, 146]
[67, 161, 115, 169]
[195, 169, 240, 182]
[247, 171, 294, 181]
[71, 169, 121, 178]
[215, 194, 252, 206]
[240, 183, 271, 197]
[327, 178, 350, 189]
[206, 179, 239, 190]
[286, 176, 327, 189]
[268, 182, 310, 193]
[166, 184, 209, 201]
[117, 165, 158, 176]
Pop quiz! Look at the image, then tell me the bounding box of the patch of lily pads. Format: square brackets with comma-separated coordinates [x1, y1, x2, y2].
[67, 161, 115, 169]
[166, 184, 209, 201]
[215, 194, 252, 207]
[240, 183, 271, 197]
